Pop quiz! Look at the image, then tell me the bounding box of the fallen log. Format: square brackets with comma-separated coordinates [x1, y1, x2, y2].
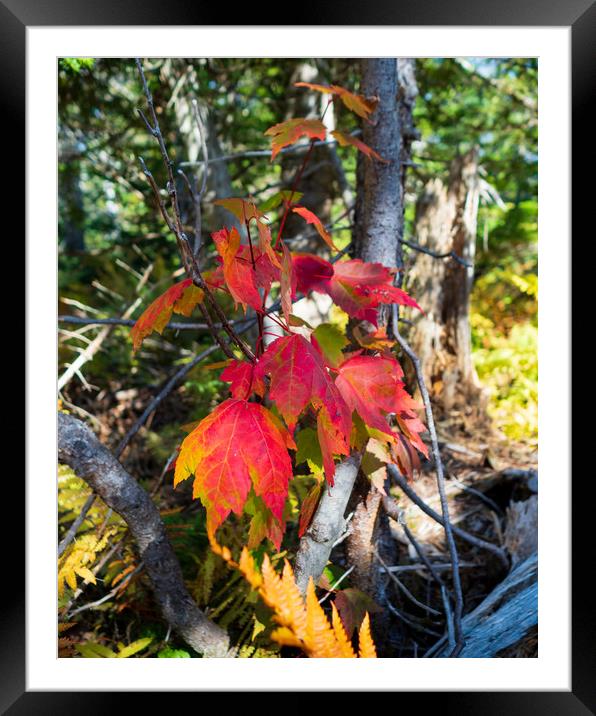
[436, 552, 537, 658]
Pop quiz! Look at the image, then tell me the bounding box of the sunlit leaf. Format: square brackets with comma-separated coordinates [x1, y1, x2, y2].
[131, 279, 204, 351]
[265, 118, 327, 161]
[174, 399, 296, 541]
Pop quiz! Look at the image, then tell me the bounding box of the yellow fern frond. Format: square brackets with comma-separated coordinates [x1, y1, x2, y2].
[58, 526, 118, 596]
[270, 626, 304, 649]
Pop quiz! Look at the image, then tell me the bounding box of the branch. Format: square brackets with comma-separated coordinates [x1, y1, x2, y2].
[401, 238, 472, 268]
[391, 305, 465, 657]
[385, 468, 509, 567]
[293, 453, 362, 594]
[135, 58, 254, 363]
[59, 315, 212, 331]
[58, 412, 231, 657]
[177, 130, 363, 168]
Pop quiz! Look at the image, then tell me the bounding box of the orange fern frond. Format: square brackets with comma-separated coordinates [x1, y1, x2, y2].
[220, 546, 377, 658]
[357, 613, 378, 658]
[331, 603, 357, 658]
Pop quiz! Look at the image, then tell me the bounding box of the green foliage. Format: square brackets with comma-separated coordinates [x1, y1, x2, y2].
[158, 647, 191, 658]
[472, 317, 537, 444]
[60, 58, 96, 74]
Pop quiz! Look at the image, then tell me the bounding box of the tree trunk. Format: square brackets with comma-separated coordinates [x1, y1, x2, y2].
[352, 60, 403, 273]
[406, 148, 483, 412]
[59, 140, 85, 252]
[346, 58, 417, 653]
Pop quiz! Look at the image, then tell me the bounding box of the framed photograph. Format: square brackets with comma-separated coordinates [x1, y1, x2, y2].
[11, 0, 588, 710]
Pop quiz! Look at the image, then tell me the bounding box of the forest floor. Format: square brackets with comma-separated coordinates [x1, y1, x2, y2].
[388, 406, 538, 657]
[59, 378, 538, 658]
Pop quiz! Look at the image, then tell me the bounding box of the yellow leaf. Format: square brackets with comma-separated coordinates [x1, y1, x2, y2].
[74, 566, 96, 585]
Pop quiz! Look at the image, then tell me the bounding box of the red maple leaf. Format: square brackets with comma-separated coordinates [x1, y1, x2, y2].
[293, 255, 422, 325]
[335, 353, 428, 459]
[220, 360, 265, 400]
[292, 253, 334, 294]
[174, 398, 296, 540]
[255, 333, 351, 484]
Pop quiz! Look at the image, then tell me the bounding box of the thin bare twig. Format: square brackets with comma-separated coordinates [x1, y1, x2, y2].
[391, 304, 465, 658]
[374, 546, 441, 617]
[385, 600, 442, 638]
[382, 496, 457, 651]
[318, 564, 355, 605]
[57, 493, 96, 557]
[385, 470, 509, 567]
[177, 130, 363, 168]
[401, 238, 471, 268]
[68, 564, 144, 618]
[135, 58, 254, 363]
[58, 314, 256, 332]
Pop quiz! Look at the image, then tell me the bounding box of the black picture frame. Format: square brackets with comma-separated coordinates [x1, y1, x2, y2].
[10, 1, 589, 711]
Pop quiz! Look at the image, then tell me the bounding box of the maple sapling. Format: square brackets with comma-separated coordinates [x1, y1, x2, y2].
[131, 73, 428, 588]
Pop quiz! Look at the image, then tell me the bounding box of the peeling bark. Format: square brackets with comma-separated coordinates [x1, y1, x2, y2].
[293, 454, 362, 594]
[407, 148, 485, 411]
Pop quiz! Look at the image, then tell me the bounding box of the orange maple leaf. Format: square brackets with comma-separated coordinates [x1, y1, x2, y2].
[211, 227, 279, 312]
[265, 118, 327, 161]
[214, 197, 281, 268]
[131, 278, 204, 351]
[332, 129, 388, 163]
[294, 82, 379, 122]
[292, 206, 338, 251]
